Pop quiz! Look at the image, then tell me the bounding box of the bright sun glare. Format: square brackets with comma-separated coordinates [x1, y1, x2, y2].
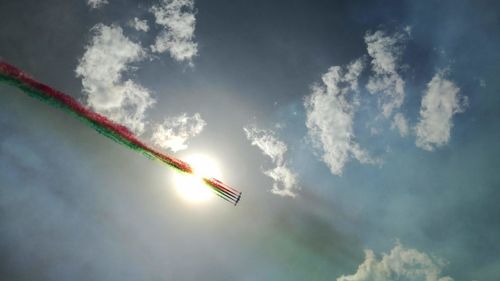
[173, 154, 222, 203]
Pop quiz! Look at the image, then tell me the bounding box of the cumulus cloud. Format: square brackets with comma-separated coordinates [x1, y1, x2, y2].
[152, 113, 206, 152]
[129, 17, 149, 32]
[264, 165, 298, 197]
[150, 0, 198, 63]
[76, 24, 155, 134]
[337, 243, 454, 281]
[87, 0, 108, 9]
[365, 28, 409, 128]
[244, 125, 299, 197]
[415, 71, 468, 151]
[391, 112, 409, 137]
[305, 58, 378, 176]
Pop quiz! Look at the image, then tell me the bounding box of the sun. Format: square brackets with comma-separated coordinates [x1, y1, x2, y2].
[172, 154, 222, 203]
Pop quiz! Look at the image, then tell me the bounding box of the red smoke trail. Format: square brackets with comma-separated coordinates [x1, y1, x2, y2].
[0, 60, 241, 205]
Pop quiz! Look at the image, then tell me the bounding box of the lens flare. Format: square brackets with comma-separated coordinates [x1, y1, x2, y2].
[173, 154, 222, 203]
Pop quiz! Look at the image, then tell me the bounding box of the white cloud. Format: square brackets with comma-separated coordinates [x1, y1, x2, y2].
[244, 126, 287, 164]
[244, 125, 299, 197]
[391, 112, 409, 137]
[337, 243, 454, 281]
[87, 0, 108, 9]
[129, 17, 149, 32]
[152, 113, 206, 152]
[305, 58, 378, 176]
[75, 24, 155, 134]
[415, 71, 467, 151]
[150, 0, 198, 63]
[365, 29, 408, 118]
[265, 165, 299, 198]
[479, 78, 486, 88]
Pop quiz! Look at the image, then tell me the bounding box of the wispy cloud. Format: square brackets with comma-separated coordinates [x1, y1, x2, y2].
[244, 126, 287, 164]
[337, 242, 454, 281]
[86, 0, 108, 9]
[128, 17, 149, 32]
[415, 71, 468, 151]
[244, 125, 299, 197]
[305, 58, 378, 176]
[76, 24, 155, 134]
[150, 0, 198, 63]
[391, 112, 409, 137]
[152, 113, 206, 152]
[365, 28, 409, 134]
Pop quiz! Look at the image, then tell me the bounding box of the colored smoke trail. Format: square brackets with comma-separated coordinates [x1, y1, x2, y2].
[0, 61, 241, 205]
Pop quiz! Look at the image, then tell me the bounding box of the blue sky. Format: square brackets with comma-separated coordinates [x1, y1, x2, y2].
[1, 0, 499, 280]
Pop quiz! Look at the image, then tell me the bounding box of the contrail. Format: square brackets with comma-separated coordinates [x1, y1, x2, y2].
[0, 61, 242, 205]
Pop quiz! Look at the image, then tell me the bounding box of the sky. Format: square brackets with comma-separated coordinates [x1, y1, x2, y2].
[0, 0, 499, 280]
